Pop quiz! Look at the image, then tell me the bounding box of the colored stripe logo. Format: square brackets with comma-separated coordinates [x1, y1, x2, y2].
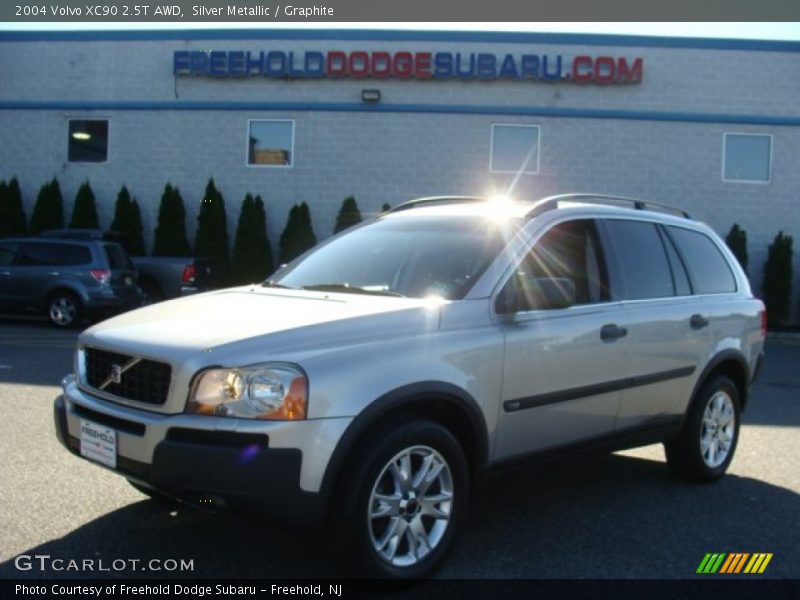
[697, 553, 773, 574]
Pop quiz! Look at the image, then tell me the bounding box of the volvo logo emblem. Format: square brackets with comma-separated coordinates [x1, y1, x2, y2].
[98, 356, 141, 390]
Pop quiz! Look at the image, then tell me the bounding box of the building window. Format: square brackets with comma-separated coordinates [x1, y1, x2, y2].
[248, 120, 294, 167]
[490, 124, 540, 174]
[68, 120, 109, 163]
[722, 133, 772, 183]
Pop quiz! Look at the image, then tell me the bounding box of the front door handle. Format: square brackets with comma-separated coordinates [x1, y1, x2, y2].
[690, 314, 710, 330]
[47, 271, 60, 276]
[601, 323, 628, 341]
[0, 271, 10, 276]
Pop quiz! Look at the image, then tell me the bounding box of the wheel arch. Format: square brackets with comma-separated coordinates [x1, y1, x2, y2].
[43, 285, 85, 310]
[319, 381, 489, 499]
[690, 350, 750, 414]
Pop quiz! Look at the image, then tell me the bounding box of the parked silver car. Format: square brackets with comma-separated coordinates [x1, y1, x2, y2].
[54, 194, 765, 578]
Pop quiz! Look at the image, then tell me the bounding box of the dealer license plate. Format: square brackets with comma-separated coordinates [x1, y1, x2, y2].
[79, 419, 117, 469]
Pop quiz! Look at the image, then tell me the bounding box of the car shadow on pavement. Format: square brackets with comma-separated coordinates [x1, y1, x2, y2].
[1, 453, 797, 580]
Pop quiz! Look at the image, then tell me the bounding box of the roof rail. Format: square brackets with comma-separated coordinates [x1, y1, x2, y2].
[527, 194, 692, 220]
[387, 196, 487, 213]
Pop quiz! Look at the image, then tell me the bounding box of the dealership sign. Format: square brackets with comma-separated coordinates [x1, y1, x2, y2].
[173, 50, 643, 84]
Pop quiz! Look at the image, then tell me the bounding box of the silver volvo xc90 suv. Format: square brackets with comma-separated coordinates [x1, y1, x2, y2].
[54, 194, 766, 578]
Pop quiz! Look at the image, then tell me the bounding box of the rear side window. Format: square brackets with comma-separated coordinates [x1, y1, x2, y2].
[103, 243, 134, 270]
[603, 220, 674, 300]
[667, 227, 737, 294]
[17, 242, 92, 266]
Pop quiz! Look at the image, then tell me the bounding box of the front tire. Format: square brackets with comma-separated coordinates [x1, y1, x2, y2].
[47, 291, 83, 328]
[665, 375, 740, 482]
[342, 418, 469, 579]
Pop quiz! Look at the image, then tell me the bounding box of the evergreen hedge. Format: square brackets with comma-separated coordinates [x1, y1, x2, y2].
[28, 178, 64, 234]
[333, 196, 362, 234]
[69, 181, 100, 229]
[0, 177, 27, 237]
[278, 202, 316, 265]
[110, 186, 146, 256]
[232, 193, 273, 284]
[762, 231, 794, 328]
[725, 224, 748, 274]
[195, 179, 230, 284]
[153, 183, 192, 257]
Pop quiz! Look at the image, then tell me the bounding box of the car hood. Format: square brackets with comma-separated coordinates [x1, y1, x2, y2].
[80, 286, 443, 359]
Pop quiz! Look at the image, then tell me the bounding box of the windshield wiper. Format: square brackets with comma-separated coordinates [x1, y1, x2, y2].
[301, 283, 405, 297]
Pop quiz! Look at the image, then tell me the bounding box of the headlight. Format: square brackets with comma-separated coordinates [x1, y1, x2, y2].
[187, 364, 307, 420]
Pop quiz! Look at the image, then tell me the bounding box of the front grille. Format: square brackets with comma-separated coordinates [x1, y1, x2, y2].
[84, 346, 171, 406]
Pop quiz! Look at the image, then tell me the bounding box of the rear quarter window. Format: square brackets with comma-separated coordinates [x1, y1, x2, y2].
[667, 227, 737, 294]
[103, 243, 134, 270]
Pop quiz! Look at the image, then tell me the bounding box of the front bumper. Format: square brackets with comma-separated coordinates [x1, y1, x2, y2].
[54, 380, 351, 529]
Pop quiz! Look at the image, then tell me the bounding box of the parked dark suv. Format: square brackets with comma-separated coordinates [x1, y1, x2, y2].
[0, 236, 141, 327]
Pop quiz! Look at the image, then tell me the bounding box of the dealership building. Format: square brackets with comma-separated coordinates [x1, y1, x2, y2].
[1, 29, 799, 312]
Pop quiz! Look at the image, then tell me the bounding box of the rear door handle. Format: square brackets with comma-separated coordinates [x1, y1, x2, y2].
[0, 271, 10, 276]
[690, 314, 710, 330]
[601, 323, 628, 341]
[47, 271, 60, 276]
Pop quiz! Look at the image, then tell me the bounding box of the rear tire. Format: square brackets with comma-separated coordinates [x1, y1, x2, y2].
[665, 375, 740, 482]
[47, 291, 83, 328]
[337, 417, 469, 579]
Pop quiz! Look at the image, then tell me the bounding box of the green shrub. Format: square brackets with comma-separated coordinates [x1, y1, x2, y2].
[28, 178, 64, 234]
[152, 183, 191, 257]
[333, 196, 362, 234]
[725, 224, 748, 274]
[0, 177, 27, 237]
[381, 203, 391, 212]
[278, 202, 316, 265]
[195, 178, 230, 283]
[762, 231, 794, 328]
[69, 181, 100, 229]
[232, 193, 273, 284]
[110, 186, 146, 256]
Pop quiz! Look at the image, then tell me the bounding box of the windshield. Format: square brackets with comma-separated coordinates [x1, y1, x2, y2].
[272, 215, 520, 300]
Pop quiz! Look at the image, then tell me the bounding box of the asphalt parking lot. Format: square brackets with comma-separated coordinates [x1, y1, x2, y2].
[0, 319, 798, 581]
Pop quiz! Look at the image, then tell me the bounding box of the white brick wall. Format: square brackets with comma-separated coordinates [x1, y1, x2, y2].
[1, 33, 798, 318]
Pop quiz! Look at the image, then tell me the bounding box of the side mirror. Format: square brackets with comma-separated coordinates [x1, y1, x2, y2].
[497, 275, 576, 314]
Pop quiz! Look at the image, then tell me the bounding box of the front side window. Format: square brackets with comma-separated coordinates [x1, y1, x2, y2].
[490, 124, 540, 174]
[504, 219, 610, 309]
[723, 133, 772, 183]
[68, 119, 109, 163]
[274, 215, 519, 300]
[603, 220, 675, 301]
[248, 120, 294, 167]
